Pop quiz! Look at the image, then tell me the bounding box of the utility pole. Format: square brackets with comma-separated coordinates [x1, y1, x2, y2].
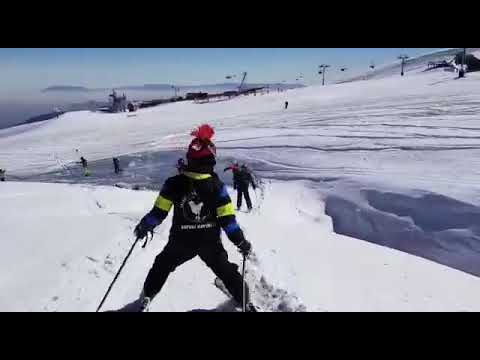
[319, 64, 330, 85]
[459, 48, 467, 78]
[398, 54, 409, 76]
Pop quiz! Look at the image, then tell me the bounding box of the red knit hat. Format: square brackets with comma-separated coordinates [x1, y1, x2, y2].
[187, 124, 216, 159]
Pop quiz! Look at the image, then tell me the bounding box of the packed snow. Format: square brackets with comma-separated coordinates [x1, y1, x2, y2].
[2, 49, 480, 311]
[2, 181, 480, 312]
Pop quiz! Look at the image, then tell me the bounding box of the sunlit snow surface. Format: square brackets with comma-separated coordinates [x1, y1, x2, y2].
[2, 57, 480, 311]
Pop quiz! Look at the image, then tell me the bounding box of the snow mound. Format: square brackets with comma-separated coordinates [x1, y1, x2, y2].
[325, 188, 480, 277]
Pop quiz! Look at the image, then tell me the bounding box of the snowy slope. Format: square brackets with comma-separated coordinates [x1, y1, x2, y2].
[2, 181, 480, 312]
[2, 48, 480, 311]
[344, 48, 480, 82]
[3, 67, 480, 202]
[0, 96, 290, 175]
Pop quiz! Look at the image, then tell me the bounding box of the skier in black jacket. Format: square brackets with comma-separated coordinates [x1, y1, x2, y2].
[132, 124, 256, 312]
[79, 156, 91, 177]
[113, 157, 121, 174]
[225, 163, 256, 211]
[80, 156, 87, 169]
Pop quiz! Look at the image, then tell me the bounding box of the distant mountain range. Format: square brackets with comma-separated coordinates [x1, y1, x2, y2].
[42, 86, 91, 92]
[42, 82, 304, 93]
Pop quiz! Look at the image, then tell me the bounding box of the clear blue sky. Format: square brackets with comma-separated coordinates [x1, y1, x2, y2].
[0, 48, 442, 94]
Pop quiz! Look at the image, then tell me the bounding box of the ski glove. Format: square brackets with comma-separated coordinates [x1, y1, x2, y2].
[237, 240, 252, 257]
[134, 221, 154, 240]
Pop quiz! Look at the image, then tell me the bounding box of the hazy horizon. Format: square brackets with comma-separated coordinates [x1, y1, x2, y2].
[0, 48, 445, 128]
[0, 83, 294, 129]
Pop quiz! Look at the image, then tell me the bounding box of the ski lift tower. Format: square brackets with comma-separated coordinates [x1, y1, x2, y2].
[398, 54, 409, 76]
[238, 72, 247, 92]
[319, 64, 330, 86]
[459, 48, 467, 78]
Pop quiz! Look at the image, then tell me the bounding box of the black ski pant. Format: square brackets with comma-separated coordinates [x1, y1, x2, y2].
[143, 237, 249, 305]
[237, 186, 252, 210]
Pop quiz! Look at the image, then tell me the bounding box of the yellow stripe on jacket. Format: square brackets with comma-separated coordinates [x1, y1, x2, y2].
[155, 195, 173, 212]
[216, 202, 235, 217]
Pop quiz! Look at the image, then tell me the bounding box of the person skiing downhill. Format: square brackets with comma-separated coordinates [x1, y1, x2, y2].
[131, 124, 257, 312]
[225, 162, 257, 211]
[113, 157, 121, 174]
[79, 156, 91, 177]
[80, 156, 87, 169]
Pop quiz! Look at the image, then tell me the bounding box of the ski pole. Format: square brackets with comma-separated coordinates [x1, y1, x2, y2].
[242, 255, 247, 312]
[96, 237, 141, 312]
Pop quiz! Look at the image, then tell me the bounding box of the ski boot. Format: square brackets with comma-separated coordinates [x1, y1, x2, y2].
[131, 291, 151, 312]
[245, 302, 259, 312]
[113, 295, 151, 312]
[139, 296, 151, 312]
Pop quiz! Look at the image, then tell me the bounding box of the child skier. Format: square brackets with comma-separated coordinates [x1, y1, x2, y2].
[225, 162, 257, 211]
[131, 124, 257, 312]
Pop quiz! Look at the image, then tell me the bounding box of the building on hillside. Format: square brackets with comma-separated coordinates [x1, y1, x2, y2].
[186, 92, 208, 101]
[426, 60, 453, 70]
[454, 52, 480, 72]
[109, 90, 128, 112]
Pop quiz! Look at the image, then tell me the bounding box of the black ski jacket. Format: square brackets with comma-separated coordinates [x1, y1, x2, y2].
[140, 171, 246, 245]
[236, 169, 256, 189]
